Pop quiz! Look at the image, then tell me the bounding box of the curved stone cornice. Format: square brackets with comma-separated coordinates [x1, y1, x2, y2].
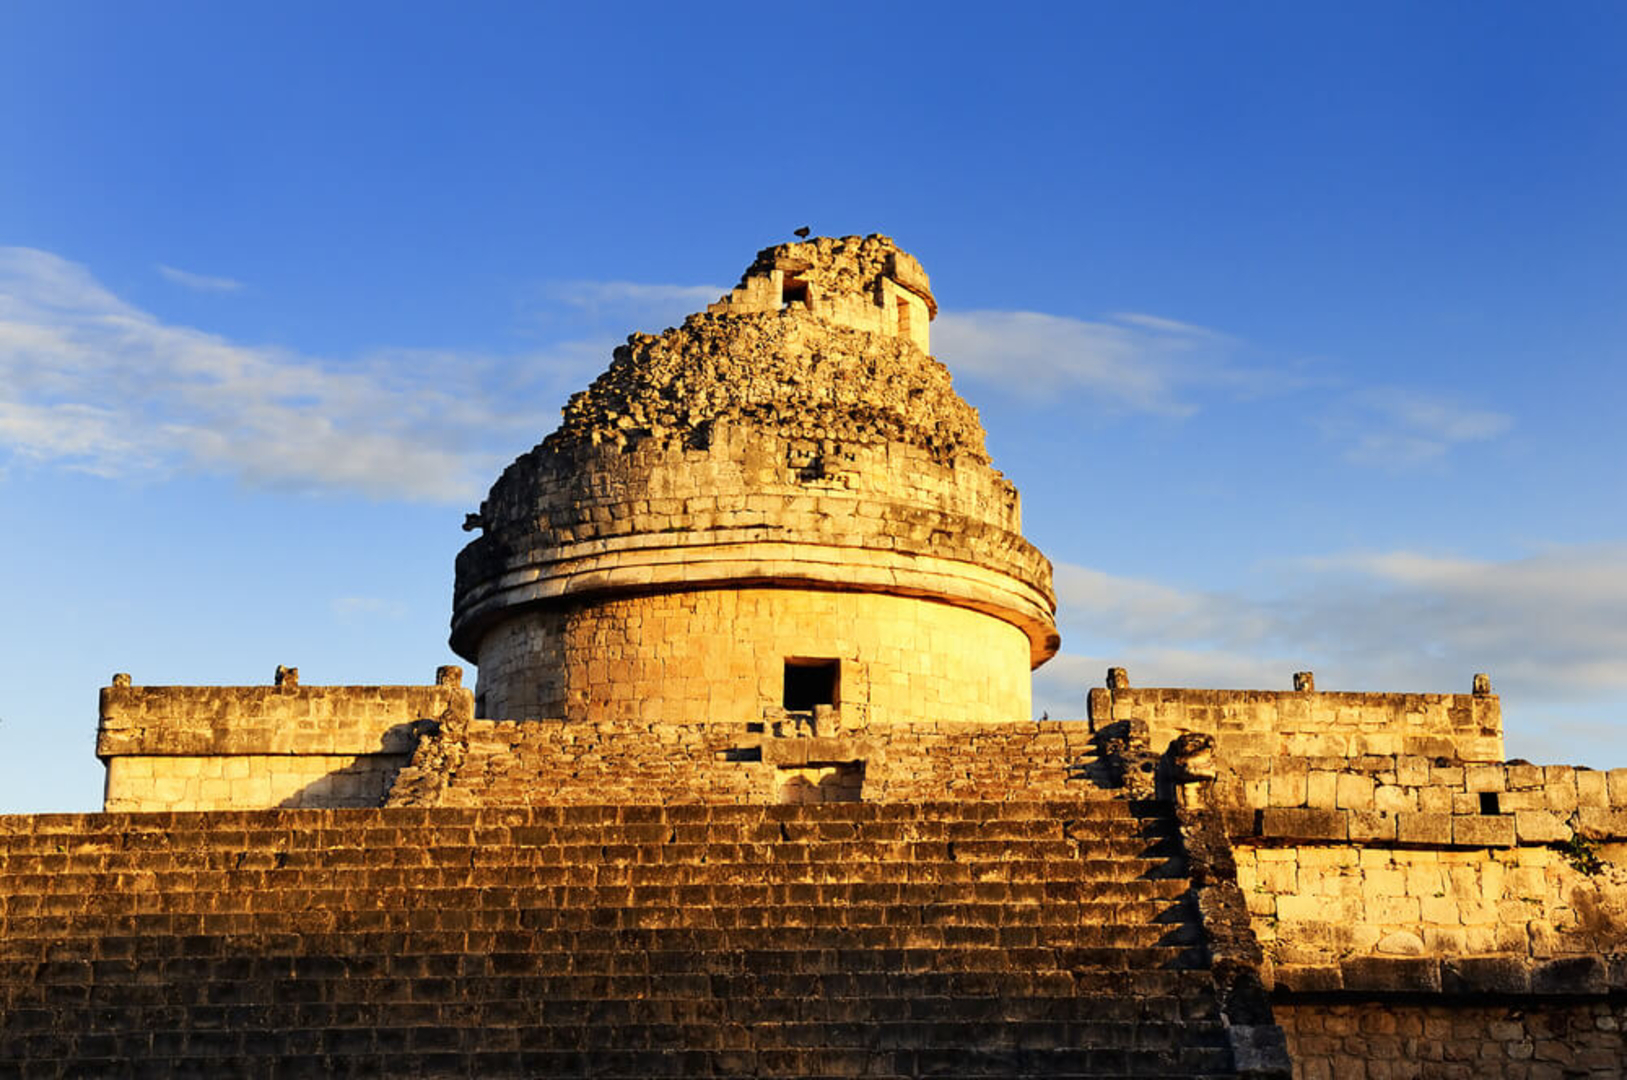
[451, 536, 1059, 669]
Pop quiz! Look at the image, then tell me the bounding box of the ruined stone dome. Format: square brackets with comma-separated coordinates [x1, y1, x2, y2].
[452, 235, 1058, 723]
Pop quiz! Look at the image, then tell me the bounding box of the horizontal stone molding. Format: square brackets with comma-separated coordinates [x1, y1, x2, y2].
[1273, 953, 1621, 997]
[451, 538, 1059, 667]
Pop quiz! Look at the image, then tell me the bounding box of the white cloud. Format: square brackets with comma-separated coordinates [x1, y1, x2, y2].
[331, 596, 408, 620]
[1333, 389, 1513, 469]
[156, 264, 244, 293]
[934, 309, 1511, 470]
[0, 247, 589, 502]
[1037, 546, 1627, 719]
[536, 280, 725, 333]
[935, 310, 1213, 415]
[933, 308, 1304, 418]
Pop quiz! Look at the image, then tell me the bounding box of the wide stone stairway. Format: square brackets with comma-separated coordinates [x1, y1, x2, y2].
[0, 797, 1250, 1078]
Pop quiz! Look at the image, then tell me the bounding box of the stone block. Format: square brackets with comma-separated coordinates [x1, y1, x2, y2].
[1608, 768, 1627, 807]
[1451, 815, 1514, 848]
[1335, 773, 1375, 810]
[1272, 964, 1343, 992]
[1396, 813, 1452, 845]
[1532, 956, 1607, 995]
[1347, 811, 1396, 843]
[1505, 763, 1544, 790]
[1340, 956, 1441, 993]
[1261, 808, 1348, 842]
[1515, 810, 1570, 844]
[1417, 786, 1453, 813]
[1442, 955, 1531, 994]
[1268, 769, 1307, 807]
[1576, 769, 1609, 808]
[1372, 785, 1415, 813]
[1306, 771, 1337, 808]
[1544, 768, 1579, 811]
[1573, 808, 1627, 841]
[1393, 756, 1430, 786]
[1450, 792, 1481, 815]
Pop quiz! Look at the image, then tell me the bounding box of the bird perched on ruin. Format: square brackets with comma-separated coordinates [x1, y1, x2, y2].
[793, 226, 811, 238]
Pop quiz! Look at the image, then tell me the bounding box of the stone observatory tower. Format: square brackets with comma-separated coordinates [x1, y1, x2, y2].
[450, 235, 1058, 725]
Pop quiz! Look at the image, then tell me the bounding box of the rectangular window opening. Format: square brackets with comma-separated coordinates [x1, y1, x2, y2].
[781, 277, 809, 309]
[896, 294, 912, 338]
[1479, 791, 1500, 815]
[783, 658, 839, 712]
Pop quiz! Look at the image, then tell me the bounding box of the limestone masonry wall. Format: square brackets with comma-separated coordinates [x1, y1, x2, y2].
[1228, 756, 1627, 994]
[474, 587, 1033, 725]
[387, 716, 1102, 808]
[709, 234, 936, 352]
[1275, 1001, 1627, 1079]
[1090, 678, 1505, 805]
[451, 235, 1058, 730]
[98, 667, 472, 811]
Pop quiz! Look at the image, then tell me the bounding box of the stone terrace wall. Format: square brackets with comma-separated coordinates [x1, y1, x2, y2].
[1089, 676, 1504, 809]
[1230, 760, 1627, 995]
[1275, 1001, 1627, 1079]
[388, 716, 1105, 808]
[98, 668, 472, 811]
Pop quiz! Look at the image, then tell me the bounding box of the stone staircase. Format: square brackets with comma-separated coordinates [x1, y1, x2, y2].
[0, 798, 1252, 1078]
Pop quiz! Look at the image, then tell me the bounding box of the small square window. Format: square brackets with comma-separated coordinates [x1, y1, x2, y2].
[783, 658, 839, 712]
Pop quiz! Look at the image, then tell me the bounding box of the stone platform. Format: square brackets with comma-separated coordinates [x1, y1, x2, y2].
[0, 797, 1260, 1078]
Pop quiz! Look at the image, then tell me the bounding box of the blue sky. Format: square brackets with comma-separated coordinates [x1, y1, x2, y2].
[2, 3, 1625, 811]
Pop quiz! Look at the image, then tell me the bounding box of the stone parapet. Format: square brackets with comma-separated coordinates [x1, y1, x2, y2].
[1089, 679, 1503, 775]
[387, 716, 1107, 807]
[97, 669, 472, 811]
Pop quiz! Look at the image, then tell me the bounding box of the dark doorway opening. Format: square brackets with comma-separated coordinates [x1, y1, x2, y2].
[784, 659, 839, 712]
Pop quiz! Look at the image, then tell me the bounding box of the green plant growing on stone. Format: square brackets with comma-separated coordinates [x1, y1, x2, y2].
[1563, 833, 1605, 876]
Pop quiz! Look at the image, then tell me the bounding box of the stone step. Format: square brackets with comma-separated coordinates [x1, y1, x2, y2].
[0, 1047, 1241, 1080]
[3, 891, 1197, 930]
[2, 943, 1206, 980]
[1, 894, 1195, 934]
[2, 808, 1167, 847]
[0, 964, 1227, 1006]
[0, 858, 1188, 897]
[0, 1017, 1230, 1051]
[0, 824, 1175, 857]
[0, 916, 1204, 962]
[0, 869, 1193, 900]
[0, 829, 1182, 867]
[2, 799, 1158, 832]
[0, 863, 1189, 897]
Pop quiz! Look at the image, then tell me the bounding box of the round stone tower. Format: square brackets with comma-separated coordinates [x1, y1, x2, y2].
[451, 235, 1058, 725]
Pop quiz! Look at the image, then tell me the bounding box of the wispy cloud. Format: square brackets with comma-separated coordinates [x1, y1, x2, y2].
[935, 310, 1219, 415]
[331, 596, 408, 620]
[1035, 545, 1627, 724]
[934, 309, 1301, 417]
[1332, 389, 1513, 469]
[535, 280, 724, 334]
[936, 307, 1512, 469]
[156, 264, 244, 293]
[0, 247, 592, 501]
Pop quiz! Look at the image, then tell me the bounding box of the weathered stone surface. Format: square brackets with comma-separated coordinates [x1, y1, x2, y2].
[452, 236, 1058, 726]
[0, 800, 1252, 1078]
